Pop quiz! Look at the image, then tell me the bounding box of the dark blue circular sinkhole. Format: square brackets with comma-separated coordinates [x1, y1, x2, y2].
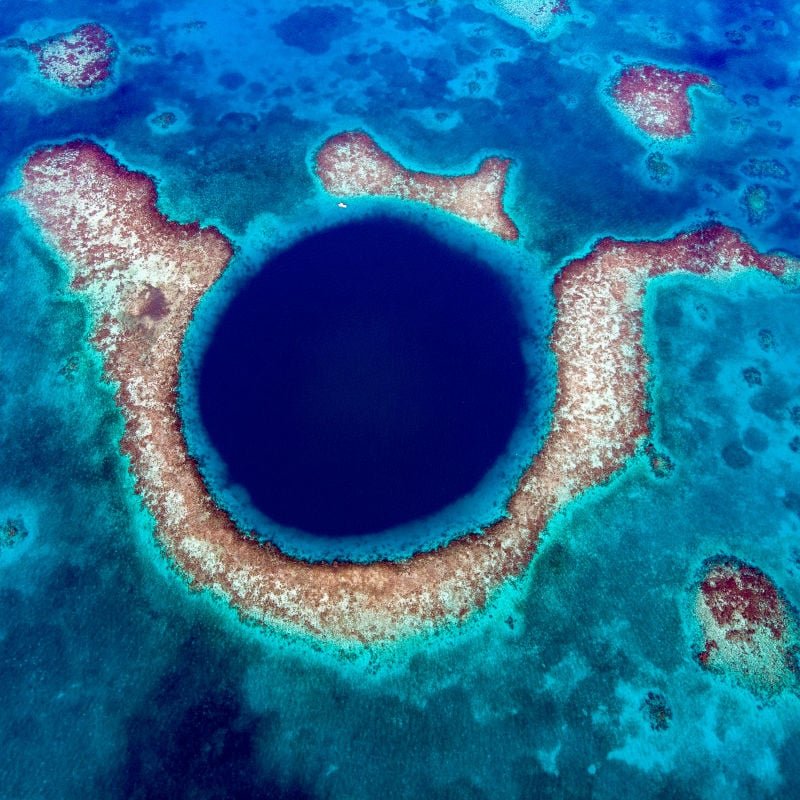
[194, 216, 536, 543]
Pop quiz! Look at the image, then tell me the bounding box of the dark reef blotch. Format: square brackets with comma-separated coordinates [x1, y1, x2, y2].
[742, 366, 763, 387]
[117, 635, 312, 800]
[722, 441, 752, 469]
[274, 5, 357, 55]
[641, 691, 672, 731]
[217, 70, 246, 90]
[0, 517, 28, 548]
[742, 426, 769, 452]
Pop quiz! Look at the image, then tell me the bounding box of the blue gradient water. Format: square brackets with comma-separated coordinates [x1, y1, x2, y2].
[192, 216, 540, 551]
[1, 1, 799, 798]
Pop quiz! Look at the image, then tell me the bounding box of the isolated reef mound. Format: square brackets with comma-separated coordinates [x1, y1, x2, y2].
[25, 23, 117, 90]
[611, 64, 712, 140]
[696, 557, 800, 695]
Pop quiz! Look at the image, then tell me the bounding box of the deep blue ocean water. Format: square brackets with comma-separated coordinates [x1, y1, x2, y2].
[1, 1, 799, 798]
[190, 216, 545, 556]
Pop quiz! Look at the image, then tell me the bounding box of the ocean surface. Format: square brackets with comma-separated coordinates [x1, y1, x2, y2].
[1, 1, 799, 798]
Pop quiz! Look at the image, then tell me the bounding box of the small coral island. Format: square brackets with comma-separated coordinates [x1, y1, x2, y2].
[315, 131, 519, 241]
[611, 64, 712, 140]
[19, 23, 116, 91]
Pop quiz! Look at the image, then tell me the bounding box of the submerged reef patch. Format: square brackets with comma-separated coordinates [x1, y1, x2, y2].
[695, 557, 800, 695]
[640, 691, 672, 731]
[314, 131, 519, 240]
[0, 517, 28, 550]
[740, 184, 774, 225]
[610, 64, 712, 140]
[645, 151, 674, 186]
[15, 141, 796, 645]
[740, 158, 790, 182]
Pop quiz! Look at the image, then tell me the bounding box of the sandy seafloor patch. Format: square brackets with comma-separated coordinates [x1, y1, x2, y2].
[1, 0, 799, 798]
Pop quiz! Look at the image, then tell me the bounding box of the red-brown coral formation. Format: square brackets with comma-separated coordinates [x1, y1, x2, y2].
[15, 141, 796, 644]
[612, 64, 712, 140]
[314, 131, 519, 241]
[27, 23, 116, 90]
[695, 558, 799, 694]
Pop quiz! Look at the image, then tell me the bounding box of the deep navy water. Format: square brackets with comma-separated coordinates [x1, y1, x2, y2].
[1, 1, 800, 799]
[196, 217, 532, 541]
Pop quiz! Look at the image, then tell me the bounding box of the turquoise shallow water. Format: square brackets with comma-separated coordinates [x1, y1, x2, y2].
[1, 1, 799, 798]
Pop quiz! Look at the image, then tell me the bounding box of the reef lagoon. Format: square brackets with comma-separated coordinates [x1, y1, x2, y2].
[2, 1, 800, 799]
